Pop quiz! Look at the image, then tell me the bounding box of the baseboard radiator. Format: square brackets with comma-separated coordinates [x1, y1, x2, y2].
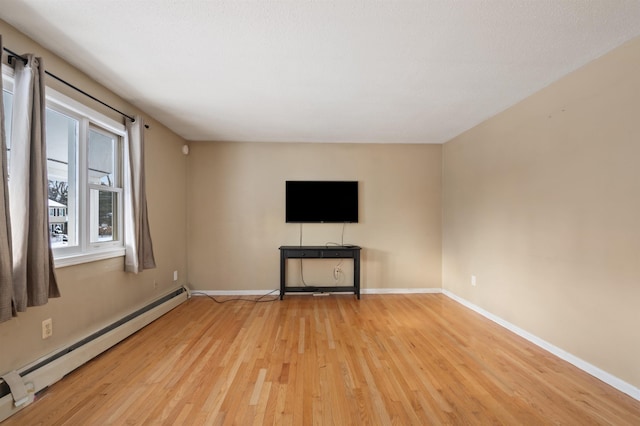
[0, 287, 188, 422]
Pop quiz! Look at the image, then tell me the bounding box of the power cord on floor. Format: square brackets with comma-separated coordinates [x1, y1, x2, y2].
[190, 289, 280, 304]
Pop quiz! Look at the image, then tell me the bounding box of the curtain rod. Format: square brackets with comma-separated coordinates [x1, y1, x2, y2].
[3, 46, 146, 127]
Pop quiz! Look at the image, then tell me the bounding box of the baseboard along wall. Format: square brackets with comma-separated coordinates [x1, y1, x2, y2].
[0, 288, 188, 422]
[2, 284, 635, 424]
[441, 289, 640, 402]
[194, 286, 639, 401]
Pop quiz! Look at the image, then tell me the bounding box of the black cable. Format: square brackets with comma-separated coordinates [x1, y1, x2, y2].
[191, 289, 279, 304]
[299, 222, 309, 286]
[299, 223, 303, 247]
[299, 223, 353, 286]
[300, 256, 309, 286]
[326, 222, 350, 248]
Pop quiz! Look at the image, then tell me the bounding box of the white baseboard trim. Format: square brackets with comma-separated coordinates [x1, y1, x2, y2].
[442, 289, 640, 401]
[192, 288, 443, 296]
[0, 288, 188, 422]
[187, 287, 640, 400]
[191, 289, 280, 296]
[362, 288, 442, 294]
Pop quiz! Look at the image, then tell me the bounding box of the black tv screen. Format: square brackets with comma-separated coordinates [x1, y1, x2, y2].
[286, 181, 358, 223]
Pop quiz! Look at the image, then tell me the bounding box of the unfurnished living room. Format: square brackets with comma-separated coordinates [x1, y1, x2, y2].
[1, 1, 640, 424]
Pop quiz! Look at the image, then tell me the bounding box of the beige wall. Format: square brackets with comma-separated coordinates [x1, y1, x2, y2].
[0, 21, 188, 373]
[187, 142, 442, 292]
[4, 12, 637, 398]
[442, 37, 640, 388]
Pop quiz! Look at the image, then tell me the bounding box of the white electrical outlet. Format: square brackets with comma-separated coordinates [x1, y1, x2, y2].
[42, 318, 53, 339]
[333, 267, 342, 281]
[173, 270, 178, 281]
[471, 275, 477, 287]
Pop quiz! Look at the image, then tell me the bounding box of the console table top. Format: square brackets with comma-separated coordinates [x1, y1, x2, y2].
[279, 245, 361, 250]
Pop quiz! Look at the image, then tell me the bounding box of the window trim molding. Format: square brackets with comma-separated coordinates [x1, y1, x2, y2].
[54, 247, 126, 268]
[46, 87, 126, 137]
[46, 88, 128, 266]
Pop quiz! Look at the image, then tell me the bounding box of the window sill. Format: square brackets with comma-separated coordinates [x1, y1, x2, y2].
[54, 247, 126, 268]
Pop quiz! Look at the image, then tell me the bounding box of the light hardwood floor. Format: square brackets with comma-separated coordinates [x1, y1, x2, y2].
[4, 294, 639, 425]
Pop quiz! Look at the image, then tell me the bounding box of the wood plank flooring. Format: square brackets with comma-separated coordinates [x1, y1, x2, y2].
[4, 294, 639, 425]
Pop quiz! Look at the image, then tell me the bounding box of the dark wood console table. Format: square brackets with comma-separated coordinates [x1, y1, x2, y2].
[279, 245, 361, 299]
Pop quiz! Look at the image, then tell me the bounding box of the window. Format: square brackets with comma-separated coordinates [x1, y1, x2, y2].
[87, 126, 122, 245]
[47, 92, 126, 266]
[3, 67, 126, 266]
[46, 107, 78, 249]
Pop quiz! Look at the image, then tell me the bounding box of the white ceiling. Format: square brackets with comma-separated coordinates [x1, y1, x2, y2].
[2, 1, 640, 144]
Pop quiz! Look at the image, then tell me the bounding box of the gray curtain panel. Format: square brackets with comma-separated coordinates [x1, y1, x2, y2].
[9, 53, 59, 312]
[124, 116, 156, 273]
[0, 35, 16, 323]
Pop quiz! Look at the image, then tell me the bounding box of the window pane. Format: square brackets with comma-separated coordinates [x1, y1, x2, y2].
[90, 189, 117, 243]
[47, 108, 78, 248]
[88, 129, 116, 186]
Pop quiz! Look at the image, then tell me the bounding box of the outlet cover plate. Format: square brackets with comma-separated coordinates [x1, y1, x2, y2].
[42, 318, 53, 339]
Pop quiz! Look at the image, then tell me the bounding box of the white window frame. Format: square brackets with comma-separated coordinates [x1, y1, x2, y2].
[47, 88, 127, 268]
[3, 64, 127, 268]
[87, 124, 123, 247]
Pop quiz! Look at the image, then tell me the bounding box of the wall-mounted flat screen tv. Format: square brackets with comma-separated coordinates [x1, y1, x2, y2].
[286, 181, 358, 223]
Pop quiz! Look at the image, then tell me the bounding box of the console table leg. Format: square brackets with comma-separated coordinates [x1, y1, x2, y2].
[355, 252, 361, 299]
[280, 252, 286, 300]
